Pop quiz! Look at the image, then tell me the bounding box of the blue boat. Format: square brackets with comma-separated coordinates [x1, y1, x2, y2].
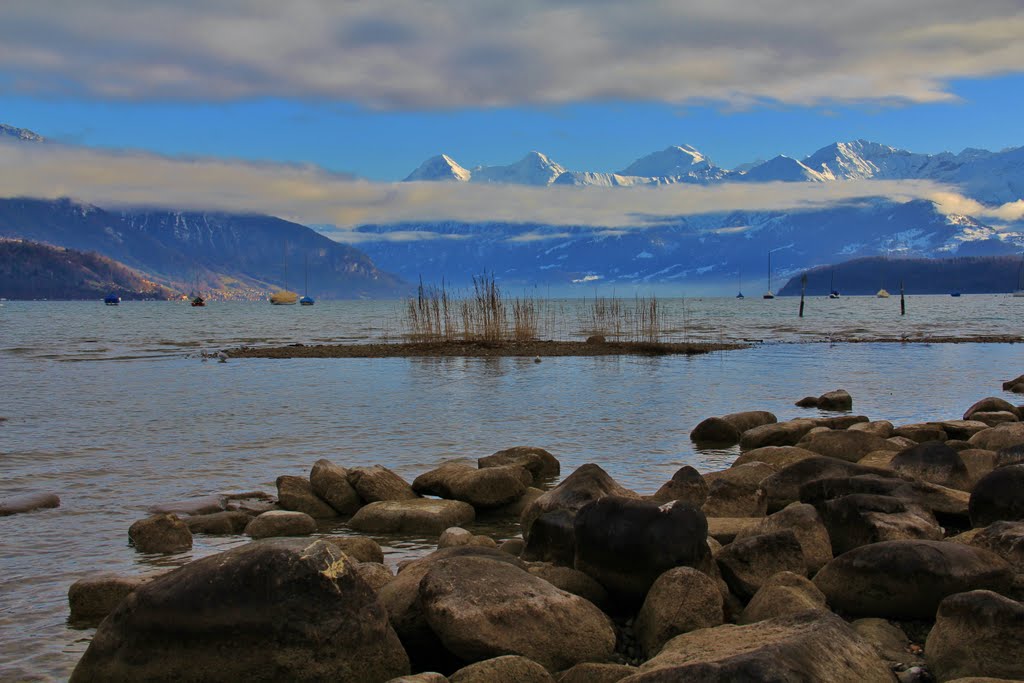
[299, 254, 314, 305]
[104, 294, 120, 306]
[300, 295, 315, 306]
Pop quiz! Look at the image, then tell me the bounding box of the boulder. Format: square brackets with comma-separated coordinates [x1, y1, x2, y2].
[349, 499, 475, 535]
[419, 556, 616, 671]
[702, 463, 772, 518]
[720, 410, 778, 433]
[68, 573, 150, 627]
[310, 459, 363, 514]
[849, 421, 895, 438]
[968, 412, 1020, 428]
[499, 538, 524, 556]
[526, 563, 609, 608]
[761, 456, 893, 512]
[816, 494, 943, 556]
[245, 510, 317, 539]
[447, 466, 530, 509]
[931, 420, 992, 441]
[813, 540, 1014, 619]
[556, 663, 637, 683]
[148, 495, 226, 516]
[731, 445, 818, 469]
[649, 465, 709, 506]
[706, 517, 762, 544]
[850, 619, 920, 665]
[715, 530, 806, 600]
[320, 535, 385, 563]
[0, 491, 60, 516]
[958, 449, 998, 487]
[438, 527, 496, 549]
[735, 503, 832, 572]
[704, 462, 775, 488]
[449, 656, 554, 683]
[996, 444, 1024, 468]
[805, 415, 871, 430]
[857, 450, 897, 469]
[799, 473, 970, 525]
[740, 421, 816, 450]
[347, 465, 419, 503]
[970, 464, 1024, 527]
[690, 417, 742, 446]
[634, 567, 724, 657]
[413, 462, 476, 497]
[738, 571, 828, 624]
[887, 436, 919, 450]
[276, 475, 337, 518]
[618, 611, 892, 682]
[925, 590, 1024, 682]
[968, 521, 1024, 572]
[1002, 374, 1024, 390]
[128, 513, 193, 553]
[573, 497, 712, 604]
[185, 510, 253, 535]
[479, 446, 560, 481]
[964, 397, 1020, 421]
[70, 540, 409, 682]
[355, 561, 395, 591]
[893, 424, 948, 443]
[890, 441, 972, 491]
[522, 509, 577, 565]
[795, 396, 819, 408]
[797, 430, 900, 463]
[482, 487, 544, 518]
[969, 424, 1024, 452]
[386, 675, 449, 683]
[818, 389, 854, 411]
[520, 464, 637, 542]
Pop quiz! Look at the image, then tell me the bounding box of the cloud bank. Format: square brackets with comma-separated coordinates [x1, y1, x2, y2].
[1, 141, 1022, 241]
[0, 1, 1023, 108]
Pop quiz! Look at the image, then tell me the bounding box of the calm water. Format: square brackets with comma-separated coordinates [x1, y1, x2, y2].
[1, 297, 1023, 680]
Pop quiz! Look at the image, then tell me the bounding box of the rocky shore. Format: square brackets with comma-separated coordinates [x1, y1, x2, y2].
[59, 384, 1024, 682]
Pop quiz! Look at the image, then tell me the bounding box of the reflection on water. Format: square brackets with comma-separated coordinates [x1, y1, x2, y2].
[1, 300, 1024, 679]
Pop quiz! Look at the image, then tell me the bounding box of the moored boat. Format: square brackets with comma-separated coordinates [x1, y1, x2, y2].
[103, 294, 120, 306]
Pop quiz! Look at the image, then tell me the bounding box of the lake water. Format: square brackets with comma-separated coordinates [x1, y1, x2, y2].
[1, 296, 1023, 680]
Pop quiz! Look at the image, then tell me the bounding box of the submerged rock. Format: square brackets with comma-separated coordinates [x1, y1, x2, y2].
[245, 510, 317, 539]
[349, 499, 475, 535]
[347, 465, 419, 503]
[0, 491, 60, 516]
[128, 513, 192, 554]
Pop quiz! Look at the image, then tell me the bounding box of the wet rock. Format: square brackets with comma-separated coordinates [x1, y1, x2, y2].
[148, 495, 225, 517]
[354, 561, 395, 591]
[740, 420, 817, 450]
[970, 464, 1024, 527]
[447, 466, 530, 509]
[276, 475, 337, 518]
[499, 538, 524, 556]
[731, 445, 819, 469]
[734, 502, 832, 572]
[420, 556, 616, 671]
[964, 397, 1020, 421]
[706, 517, 761, 544]
[850, 618, 921, 665]
[526, 563, 609, 608]
[349, 499, 475, 535]
[483, 487, 544, 518]
[620, 611, 892, 682]
[128, 513, 192, 553]
[813, 540, 1013, 619]
[649, 465, 709, 506]
[797, 430, 900, 463]
[0, 491, 60, 516]
[968, 521, 1024, 572]
[555, 662, 637, 683]
[479, 446, 560, 481]
[796, 396, 819, 408]
[573, 497, 711, 605]
[347, 465, 419, 502]
[969, 424, 1024, 452]
[702, 463, 772, 518]
[522, 509, 576, 565]
[320, 535, 384, 563]
[68, 573, 150, 627]
[721, 410, 778, 433]
[690, 417, 742, 446]
[244, 510, 317, 539]
[816, 494, 943, 556]
[849, 420, 896, 438]
[890, 441, 972, 491]
[438, 527, 496, 549]
[310, 459, 363, 514]
[816, 389, 853, 410]
[634, 567, 723, 657]
[806, 415, 871, 430]
[520, 464, 637, 542]
[413, 462, 475, 498]
[715, 530, 806, 600]
[185, 510, 252, 535]
[70, 540, 409, 682]
[738, 571, 827, 624]
[449, 656, 555, 683]
[761, 456, 893, 512]
[925, 590, 1024, 682]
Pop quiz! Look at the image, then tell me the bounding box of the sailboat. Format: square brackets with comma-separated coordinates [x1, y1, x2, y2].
[763, 252, 775, 299]
[189, 270, 205, 306]
[736, 268, 744, 299]
[828, 270, 840, 299]
[270, 241, 299, 305]
[299, 254, 315, 306]
[104, 293, 120, 306]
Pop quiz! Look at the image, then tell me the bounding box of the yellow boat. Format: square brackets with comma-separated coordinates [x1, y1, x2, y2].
[270, 290, 298, 305]
[876, 289, 890, 298]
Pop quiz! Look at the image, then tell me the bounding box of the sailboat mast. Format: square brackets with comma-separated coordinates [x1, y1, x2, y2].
[768, 251, 772, 292]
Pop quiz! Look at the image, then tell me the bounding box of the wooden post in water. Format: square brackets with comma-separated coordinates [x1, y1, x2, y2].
[900, 280, 906, 316]
[799, 274, 807, 317]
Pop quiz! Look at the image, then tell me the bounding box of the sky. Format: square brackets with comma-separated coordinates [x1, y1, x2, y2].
[1, 1, 1023, 225]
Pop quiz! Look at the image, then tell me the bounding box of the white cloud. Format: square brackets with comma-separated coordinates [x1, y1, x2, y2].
[0, 1, 1022, 107]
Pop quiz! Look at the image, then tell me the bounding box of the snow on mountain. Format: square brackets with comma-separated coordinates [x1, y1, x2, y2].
[471, 151, 566, 186]
[617, 144, 727, 183]
[738, 155, 827, 183]
[403, 154, 471, 182]
[0, 124, 44, 143]
[551, 171, 666, 187]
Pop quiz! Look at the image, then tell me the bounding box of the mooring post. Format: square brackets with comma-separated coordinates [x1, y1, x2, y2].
[799, 274, 806, 317]
[900, 280, 906, 316]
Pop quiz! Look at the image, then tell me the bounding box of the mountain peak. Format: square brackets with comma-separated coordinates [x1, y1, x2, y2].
[617, 144, 722, 182]
[471, 151, 566, 186]
[403, 154, 471, 182]
[0, 123, 44, 143]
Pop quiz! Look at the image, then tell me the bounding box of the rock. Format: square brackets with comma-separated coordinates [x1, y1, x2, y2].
[419, 556, 616, 671]
[721, 410, 778, 433]
[128, 513, 193, 553]
[850, 618, 921, 665]
[796, 396, 819, 408]
[482, 487, 544, 518]
[850, 421, 896, 438]
[448, 466, 530, 509]
[244, 510, 317, 539]
[858, 450, 897, 469]
[964, 397, 1021, 421]
[704, 462, 776, 488]
[68, 573, 150, 627]
[556, 662, 637, 683]
[185, 510, 252, 535]
[573, 497, 712, 604]
[731, 445, 819, 469]
[310, 459, 363, 514]
[893, 424, 948, 443]
[813, 540, 1014, 619]
[620, 611, 892, 682]
[702, 463, 771, 518]
[449, 656, 555, 683]
[970, 412, 1020, 427]
[969, 424, 1024, 452]
[479, 446, 560, 481]
[799, 473, 970, 525]
[355, 561, 395, 591]
[925, 590, 1024, 682]
[521, 464, 637, 542]
[634, 567, 724, 657]
[818, 389, 854, 410]
[386, 675, 449, 683]
[816, 494, 943, 555]
[349, 499, 475, 535]
[888, 436, 920, 450]
[413, 462, 475, 498]
[223, 490, 276, 515]
[649, 465, 709, 506]
[526, 563, 609, 608]
[706, 517, 762, 544]
[522, 509, 577, 565]
[890, 441, 972, 491]
[438, 527, 496, 549]
[959, 449, 999, 487]
[996, 444, 1024, 467]
[968, 521, 1024, 572]
[347, 465, 419, 502]
[806, 415, 871, 429]
[715, 530, 806, 600]
[797, 430, 900, 463]
[148, 495, 225, 516]
[1003, 374, 1024, 390]
[70, 540, 409, 682]
[0, 491, 60, 516]
[735, 502, 832, 572]
[971, 464, 1024, 527]
[499, 538, 524, 556]
[740, 420, 817, 450]
[738, 571, 828, 624]
[320, 535, 385, 563]
[931, 420, 992, 441]
[276, 475, 337, 518]
[761, 456, 893, 512]
[690, 417, 742, 446]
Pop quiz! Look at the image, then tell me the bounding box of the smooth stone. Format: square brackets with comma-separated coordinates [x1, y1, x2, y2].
[649, 465, 709, 507]
[147, 495, 225, 516]
[817, 389, 854, 411]
[499, 538, 525, 556]
[970, 464, 1024, 527]
[892, 424, 948, 443]
[734, 502, 832, 572]
[526, 563, 609, 608]
[925, 590, 1024, 682]
[816, 494, 943, 556]
[720, 410, 778, 433]
[969, 424, 1024, 452]
[347, 465, 419, 502]
[244, 510, 317, 539]
[690, 417, 742, 446]
[959, 449, 999, 487]
[185, 510, 252, 535]
[849, 421, 896, 438]
[850, 618, 921, 665]
[354, 561, 395, 591]
[555, 662, 637, 683]
[740, 420, 816, 450]
[930, 420, 992, 440]
[731, 445, 819, 469]
[446, 466, 530, 509]
[68, 573, 150, 627]
[479, 446, 560, 481]
[520, 464, 638, 542]
[438, 527, 496, 549]
[522, 509, 576, 565]
[858, 450, 897, 469]
[715, 530, 806, 600]
[702, 463, 772, 518]
[449, 656, 555, 683]
[0, 491, 61, 516]
[128, 513, 193, 553]
[320, 535, 385, 563]
[968, 521, 1024, 572]
[634, 566, 724, 657]
[890, 441, 971, 491]
[761, 456, 894, 512]
[738, 571, 828, 624]
[276, 475, 337, 518]
[969, 412, 1020, 427]
[413, 462, 475, 498]
[706, 517, 761, 544]
[797, 430, 900, 463]
[482, 487, 544, 518]
[964, 397, 1020, 421]
[310, 459, 363, 514]
[349, 499, 475, 535]
[888, 436, 920, 450]
[386, 675, 449, 683]
[799, 473, 970, 525]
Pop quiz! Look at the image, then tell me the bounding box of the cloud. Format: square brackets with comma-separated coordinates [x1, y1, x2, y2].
[0, 1, 1023, 107]
[0, 140, 1019, 234]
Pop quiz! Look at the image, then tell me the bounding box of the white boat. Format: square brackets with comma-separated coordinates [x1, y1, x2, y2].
[763, 251, 775, 299]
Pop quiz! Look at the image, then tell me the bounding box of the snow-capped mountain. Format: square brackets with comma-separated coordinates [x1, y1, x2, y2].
[470, 151, 566, 186]
[0, 124, 44, 142]
[739, 155, 827, 183]
[617, 144, 728, 183]
[403, 154, 471, 182]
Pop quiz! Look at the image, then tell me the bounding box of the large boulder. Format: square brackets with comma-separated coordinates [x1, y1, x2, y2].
[419, 556, 616, 671]
[70, 540, 409, 682]
[690, 417, 742, 446]
[889, 441, 972, 491]
[520, 464, 637, 541]
[347, 466, 419, 502]
[818, 389, 854, 411]
[849, 421, 895, 438]
[556, 663, 637, 683]
[413, 462, 476, 497]
[797, 430, 900, 463]
[970, 464, 1024, 527]
[68, 573, 151, 627]
[740, 421, 816, 450]
[738, 571, 828, 624]
[649, 465, 708, 507]
[245, 510, 317, 539]
[816, 494, 943, 556]
[634, 567, 724, 657]
[925, 590, 1024, 682]
[321, 535, 385, 563]
[969, 411, 1020, 427]
[522, 509, 576, 565]
[968, 424, 1024, 452]
[349, 499, 475, 535]
[967, 521, 1024, 572]
[310, 459, 363, 514]
[0, 491, 60, 515]
[734, 503, 832, 573]
[721, 410, 778, 433]
[850, 619, 920, 665]
[964, 397, 1020, 421]
[731, 445, 818, 470]
[761, 456, 893, 512]
[702, 463, 773, 518]
[128, 514, 192, 554]
[892, 424, 948, 444]
[715, 530, 806, 600]
[445, 467, 530, 509]
[799, 473, 970, 526]
[930, 420, 991, 441]
[449, 656, 554, 683]
[526, 563, 609, 607]
[479, 446, 560, 481]
[185, 510, 253, 535]
[618, 611, 892, 682]
[813, 540, 1014, 619]
[276, 475, 337, 518]
[573, 497, 712, 605]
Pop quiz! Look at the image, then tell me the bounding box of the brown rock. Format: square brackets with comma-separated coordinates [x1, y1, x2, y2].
[721, 410, 778, 433]
[185, 510, 253, 535]
[690, 417, 742, 446]
[347, 465, 419, 502]
[925, 590, 1024, 682]
[310, 459, 363, 514]
[479, 446, 560, 481]
[634, 567, 724, 657]
[797, 430, 900, 463]
[276, 475, 337, 518]
[128, 513, 193, 553]
[969, 424, 1024, 451]
[526, 563, 609, 608]
[716, 530, 806, 600]
[349, 499, 475, 535]
[850, 618, 921, 665]
[964, 397, 1021, 421]
[818, 389, 853, 411]
[649, 465, 709, 506]
[354, 561, 394, 591]
[449, 656, 555, 683]
[731, 445, 819, 469]
[738, 571, 827, 624]
[890, 441, 972, 491]
[556, 662, 637, 683]
[849, 421, 895, 438]
[520, 464, 638, 542]
[244, 510, 317, 539]
[320, 535, 385, 563]
[68, 573, 151, 627]
[734, 502, 832, 572]
[740, 421, 817, 450]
